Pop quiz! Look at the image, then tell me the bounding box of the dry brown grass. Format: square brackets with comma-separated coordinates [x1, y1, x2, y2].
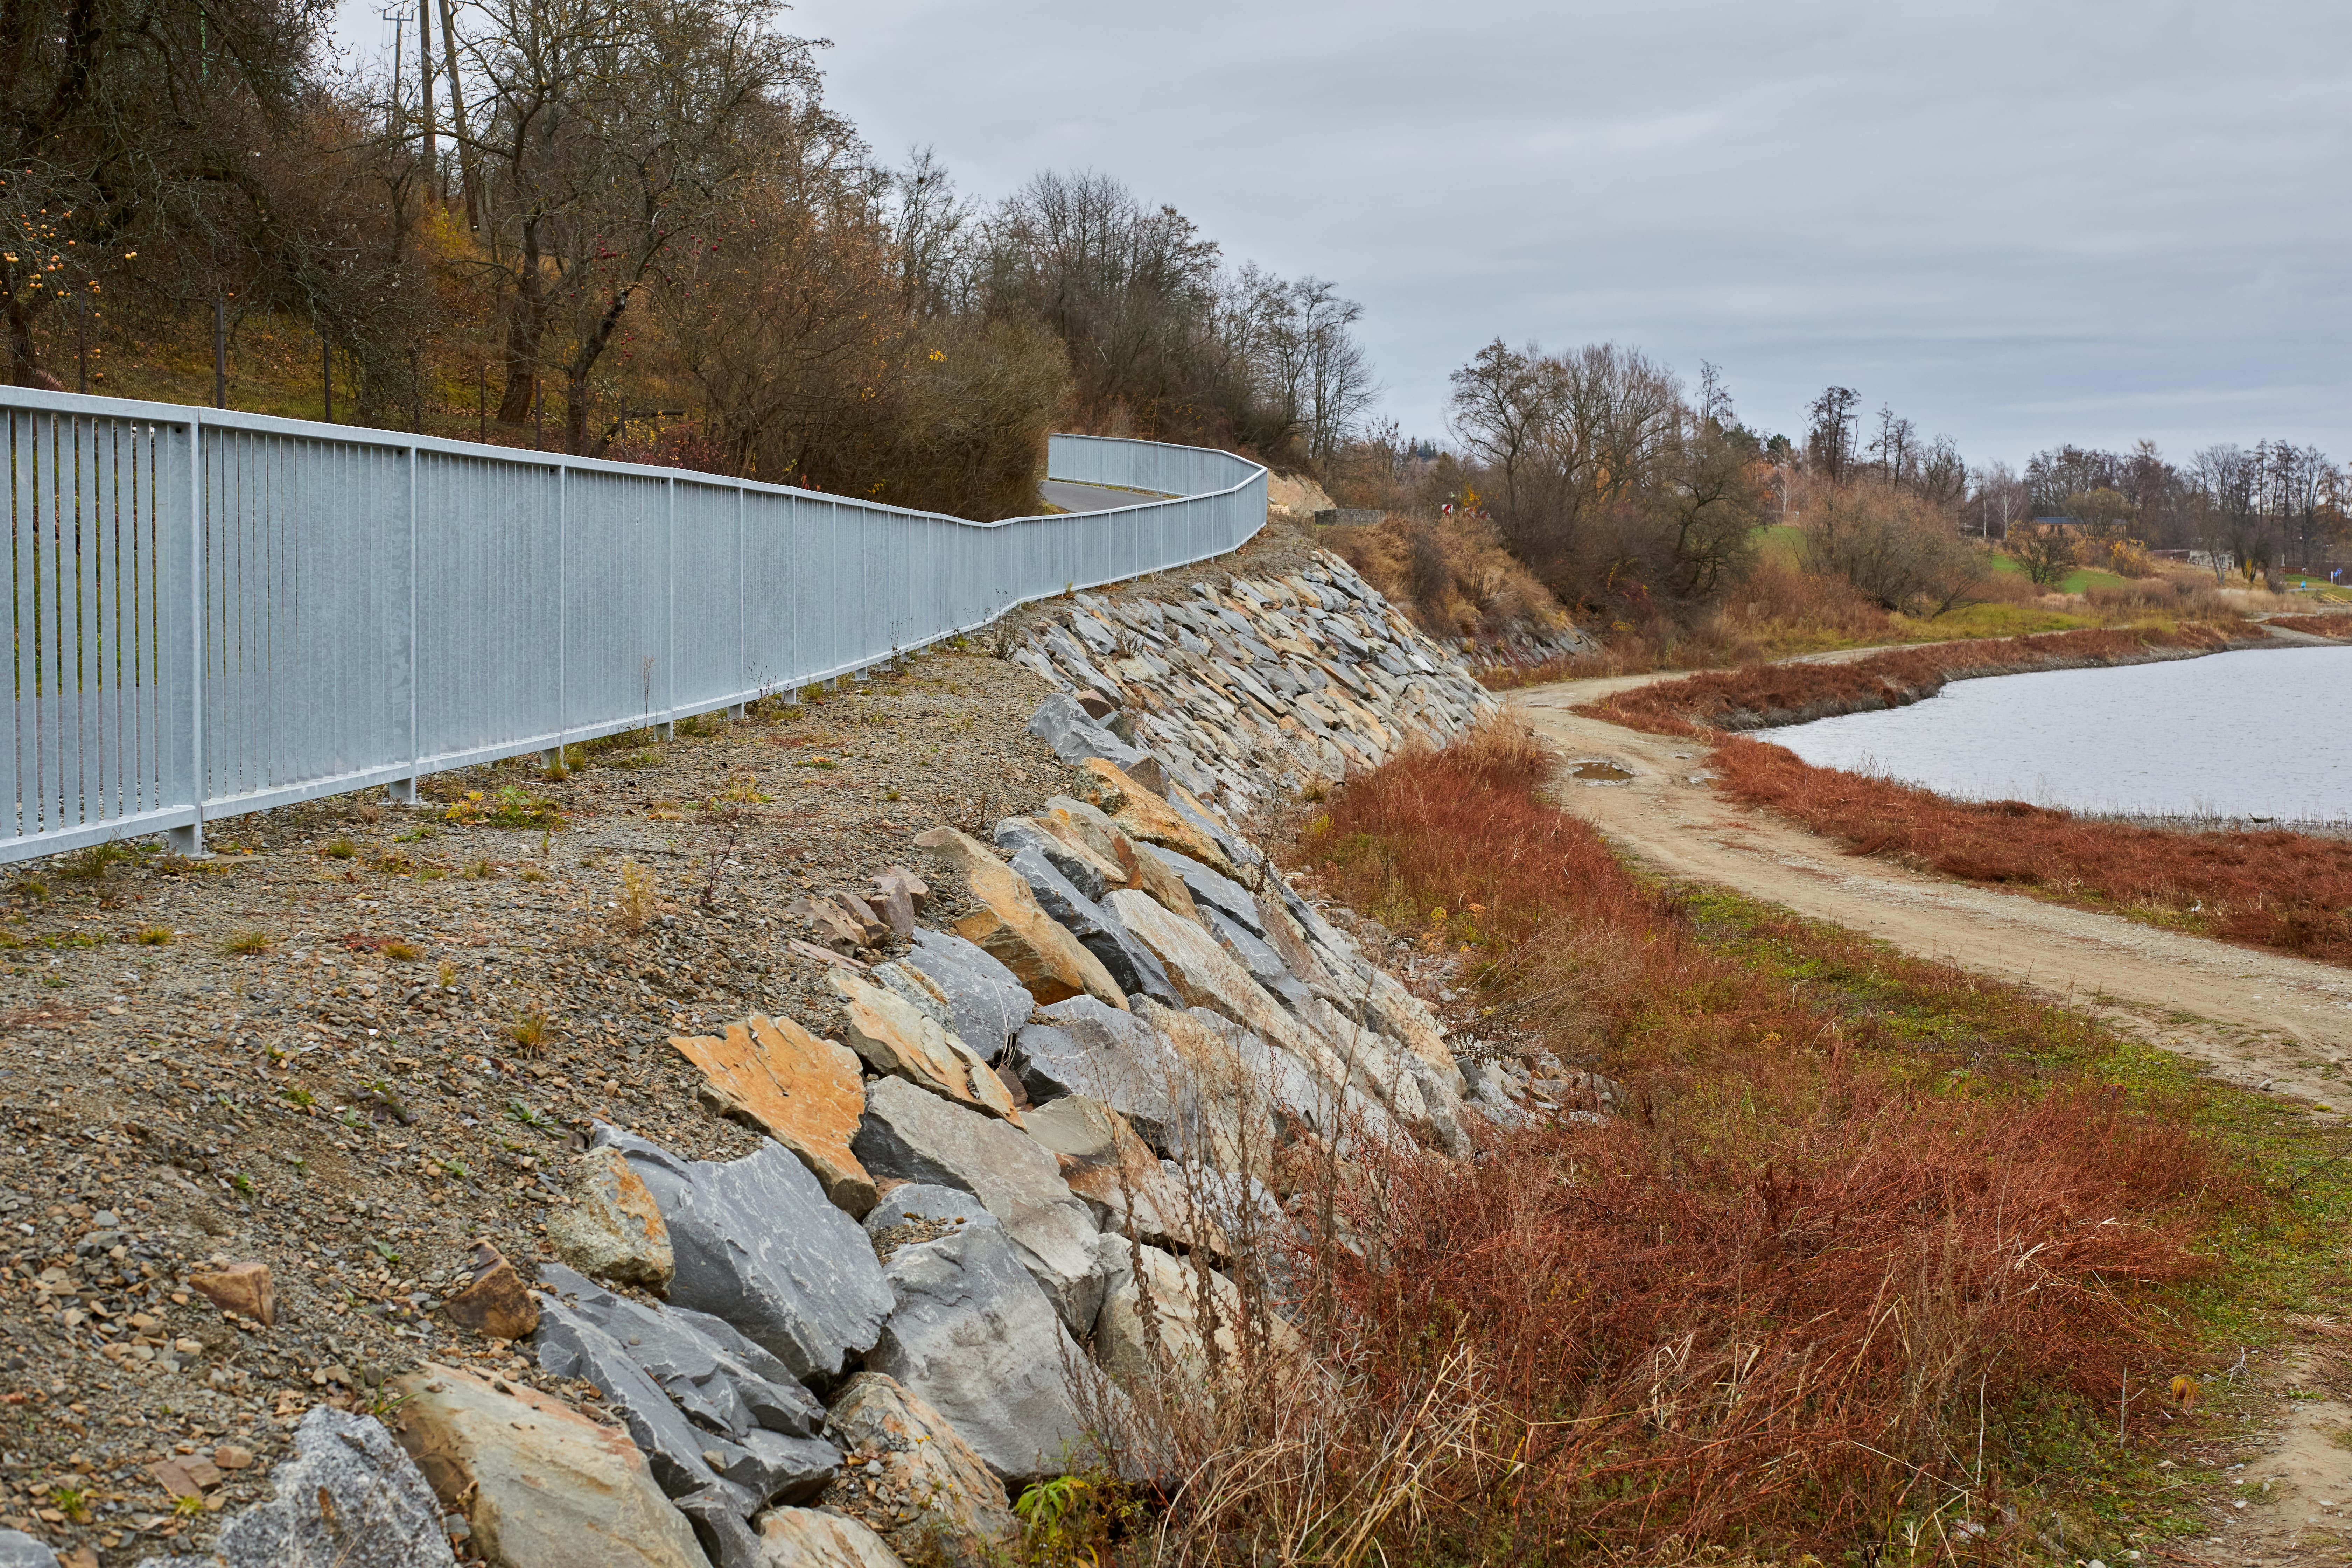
[1710, 738, 2352, 964]
[1570, 625, 2352, 965]
[1319, 512, 1573, 649]
[1108, 727, 2231, 1563]
[2268, 614, 2352, 638]
[1577, 624, 2237, 735]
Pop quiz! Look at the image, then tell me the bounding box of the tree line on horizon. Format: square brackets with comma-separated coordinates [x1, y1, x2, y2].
[0, 0, 1376, 518]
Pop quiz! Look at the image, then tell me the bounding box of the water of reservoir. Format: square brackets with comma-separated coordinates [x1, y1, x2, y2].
[1766, 646, 2352, 822]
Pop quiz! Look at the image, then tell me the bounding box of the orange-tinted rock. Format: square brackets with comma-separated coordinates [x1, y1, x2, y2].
[913, 827, 1127, 1009]
[547, 1146, 675, 1288]
[830, 973, 1022, 1126]
[669, 1014, 877, 1214]
[443, 1242, 540, 1340]
[1079, 759, 1236, 876]
[188, 1261, 275, 1327]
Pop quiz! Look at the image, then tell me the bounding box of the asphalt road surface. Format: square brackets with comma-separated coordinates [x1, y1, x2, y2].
[1040, 479, 1169, 513]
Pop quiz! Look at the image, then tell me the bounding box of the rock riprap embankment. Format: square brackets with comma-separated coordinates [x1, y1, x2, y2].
[130, 555, 1594, 1568]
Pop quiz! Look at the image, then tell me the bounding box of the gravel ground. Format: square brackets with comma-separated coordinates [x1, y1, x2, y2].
[0, 644, 1090, 1564]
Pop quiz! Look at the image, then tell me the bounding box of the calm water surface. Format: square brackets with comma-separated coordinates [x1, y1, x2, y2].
[1767, 646, 2352, 821]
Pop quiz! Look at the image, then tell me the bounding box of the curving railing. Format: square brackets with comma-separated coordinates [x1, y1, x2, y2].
[0, 389, 1266, 862]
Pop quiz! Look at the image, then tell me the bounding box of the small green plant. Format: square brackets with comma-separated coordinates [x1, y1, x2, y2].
[430, 1155, 468, 1180]
[463, 859, 493, 881]
[323, 838, 357, 860]
[1015, 1473, 1136, 1566]
[338, 1107, 365, 1130]
[506, 1010, 552, 1052]
[58, 842, 133, 882]
[519, 866, 545, 883]
[50, 1484, 90, 1523]
[368, 1237, 400, 1265]
[40, 972, 67, 989]
[172, 1490, 205, 1518]
[132, 925, 174, 946]
[678, 714, 716, 737]
[278, 1086, 314, 1108]
[418, 863, 448, 881]
[436, 958, 457, 988]
[12, 877, 49, 901]
[506, 1099, 554, 1129]
[391, 826, 434, 844]
[229, 1172, 253, 1196]
[882, 788, 901, 802]
[373, 851, 413, 874]
[223, 929, 274, 956]
[384, 940, 420, 962]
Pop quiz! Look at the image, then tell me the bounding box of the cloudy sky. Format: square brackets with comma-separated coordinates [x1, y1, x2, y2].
[341, 0, 2352, 469]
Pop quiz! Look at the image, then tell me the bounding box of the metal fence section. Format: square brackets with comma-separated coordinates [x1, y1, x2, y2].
[0, 388, 1266, 863]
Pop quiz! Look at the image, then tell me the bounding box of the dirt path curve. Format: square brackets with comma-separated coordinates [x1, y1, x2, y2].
[1511, 676, 2352, 1108]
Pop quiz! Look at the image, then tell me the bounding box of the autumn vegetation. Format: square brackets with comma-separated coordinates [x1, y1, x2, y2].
[1113, 723, 2250, 1563]
[1570, 630, 2352, 965]
[1, 0, 1376, 518]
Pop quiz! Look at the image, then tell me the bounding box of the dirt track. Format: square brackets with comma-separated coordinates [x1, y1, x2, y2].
[1512, 676, 2352, 1110]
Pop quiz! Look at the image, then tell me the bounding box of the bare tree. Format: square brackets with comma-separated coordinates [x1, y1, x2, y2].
[1805, 386, 1859, 481]
[454, 0, 823, 450]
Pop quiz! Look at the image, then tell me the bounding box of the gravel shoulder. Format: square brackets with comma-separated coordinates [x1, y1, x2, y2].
[1512, 677, 2352, 1108]
[0, 645, 1095, 1560]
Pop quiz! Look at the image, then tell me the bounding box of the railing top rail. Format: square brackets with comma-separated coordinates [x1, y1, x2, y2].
[0, 385, 1265, 527]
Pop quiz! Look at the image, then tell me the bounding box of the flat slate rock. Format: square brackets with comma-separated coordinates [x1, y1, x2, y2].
[535, 1262, 827, 1440]
[1026, 692, 1154, 774]
[591, 1127, 892, 1384]
[1008, 996, 1182, 1153]
[0, 1534, 53, 1568]
[1006, 844, 1179, 1007]
[852, 1077, 1110, 1337]
[899, 929, 1035, 1063]
[532, 1294, 765, 1510]
[863, 1205, 1102, 1482]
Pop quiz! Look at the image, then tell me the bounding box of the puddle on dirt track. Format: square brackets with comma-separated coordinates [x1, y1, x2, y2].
[1570, 760, 1634, 781]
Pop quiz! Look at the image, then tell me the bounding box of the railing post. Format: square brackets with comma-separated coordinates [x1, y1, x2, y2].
[389, 441, 421, 805]
[656, 474, 676, 740]
[164, 413, 206, 856]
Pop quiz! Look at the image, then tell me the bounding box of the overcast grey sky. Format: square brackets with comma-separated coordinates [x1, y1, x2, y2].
[340, 0, 2352, 469]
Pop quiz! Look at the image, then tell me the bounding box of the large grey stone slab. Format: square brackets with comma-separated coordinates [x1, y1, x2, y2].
[1006, 844, 1179, 1007]
[899, 928, 1034, 1062]
[994, 816, 1111, 903]
[852, 1076, 1109, 1337]
[534, 1262, 826, 1439]
[149, 1407, 457, 1568]
[532, 1295, 764, 1510]
[1195, 902, 1312, 1011]
[1008, 996, 1181, 1153]
[589, 1127, 892, 1383]
[1026, 692, 1152, 774]
[1140, 847, 1263, 934]
[864, 1204, 1102, 1481]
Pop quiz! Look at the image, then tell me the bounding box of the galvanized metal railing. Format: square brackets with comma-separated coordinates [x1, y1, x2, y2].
[0, 389, 1266, 863]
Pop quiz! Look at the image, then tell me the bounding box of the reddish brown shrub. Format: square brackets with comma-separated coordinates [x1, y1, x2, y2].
[1709, 737, 2352, 964]
[1578, 624, 2237, 736]
[1259, 727, 2225, 1560]
[2269, 614, 2352, 638]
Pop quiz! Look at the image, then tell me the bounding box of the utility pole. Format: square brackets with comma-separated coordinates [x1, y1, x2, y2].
[418, 0, 439, 196]
[437, 0, 479, 229]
